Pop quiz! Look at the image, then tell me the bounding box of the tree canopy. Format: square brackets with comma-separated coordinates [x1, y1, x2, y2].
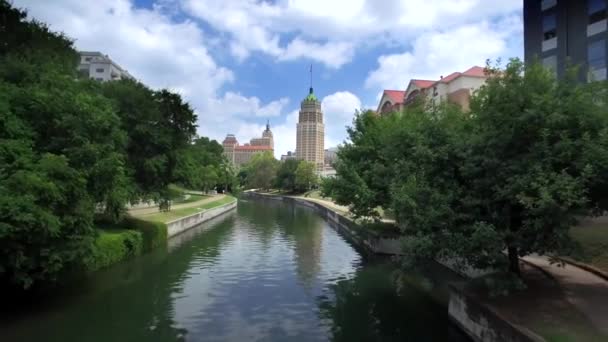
[324, 59, 608, 275]
[0, 1, 227, 288]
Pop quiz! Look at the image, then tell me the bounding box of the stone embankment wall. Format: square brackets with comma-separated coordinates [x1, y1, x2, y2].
[448, 284, 545, 342]
[166, 200, 237, 237]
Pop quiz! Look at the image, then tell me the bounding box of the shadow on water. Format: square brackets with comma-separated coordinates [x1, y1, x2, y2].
[1, 199, 470, 342]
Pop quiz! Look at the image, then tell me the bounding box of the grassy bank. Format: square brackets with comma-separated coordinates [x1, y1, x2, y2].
[138, 196, 236, 223]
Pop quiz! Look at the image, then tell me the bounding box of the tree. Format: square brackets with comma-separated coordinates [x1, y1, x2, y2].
[295, 161, 318, 192]
[0, 2, 125, 287]
[321, 109, 394, 218]
[244, 151, 279, 190]
[274, 158, 300, 192]
[457, 60, 608, 275]
[325, 59, 608, 277]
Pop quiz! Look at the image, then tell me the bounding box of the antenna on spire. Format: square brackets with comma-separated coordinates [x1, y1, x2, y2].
[309, 64, 313, 93]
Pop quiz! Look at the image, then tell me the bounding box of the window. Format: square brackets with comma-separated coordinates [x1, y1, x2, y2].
[589, 0, 607, 24]
[541, 0, 557, 11]
[84, 57, 92, 62]
[543, 13, 557, 40]
[96, 77, 104, 81]
[588, 39, 606, 71]
[96, 68, 104, 73]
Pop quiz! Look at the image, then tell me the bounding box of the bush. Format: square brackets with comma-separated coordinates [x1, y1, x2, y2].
[83, 230, 143, 272]
[123, 217, 167, 251]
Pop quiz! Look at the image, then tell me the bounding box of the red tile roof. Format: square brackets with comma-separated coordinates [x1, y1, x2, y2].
[412, 79, 435, 89]
[431, 66, 487, 87]
[235, 145, 273, 151]
[439, 71, 461, 83]
[383, 90, 406, 104]
[462, 66, 486, 77]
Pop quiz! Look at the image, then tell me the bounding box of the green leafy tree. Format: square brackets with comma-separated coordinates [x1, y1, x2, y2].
[326, 59, 608, 277]
[244, 151, 279, 190]
[455, 60, 608, 274]
[274, 158, 300, 192]
[321, 109, 393, 218]
[295, 161, 318, 192]
[0, 2, 126, 287]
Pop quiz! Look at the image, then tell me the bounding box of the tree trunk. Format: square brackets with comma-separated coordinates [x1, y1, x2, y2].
[508, 245, 521, 276]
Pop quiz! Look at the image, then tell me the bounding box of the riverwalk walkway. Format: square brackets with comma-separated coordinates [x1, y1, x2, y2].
[523, 255, 608, 335]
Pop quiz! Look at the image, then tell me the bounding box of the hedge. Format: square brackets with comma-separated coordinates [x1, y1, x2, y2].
[83, 230, 143, 272]
[123, 217, 168, 251]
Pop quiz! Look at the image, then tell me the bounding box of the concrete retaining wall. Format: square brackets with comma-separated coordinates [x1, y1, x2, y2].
[448, 284, 544, 342]
[166, 200, 237, 238]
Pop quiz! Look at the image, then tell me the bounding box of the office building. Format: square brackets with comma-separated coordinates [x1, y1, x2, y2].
[296, 87, 325, 171]
[524, 0, 607, 81]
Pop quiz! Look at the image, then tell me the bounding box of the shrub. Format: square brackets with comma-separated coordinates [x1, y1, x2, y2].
[83, 230, 143, 272]
[123, 217, 167, 251]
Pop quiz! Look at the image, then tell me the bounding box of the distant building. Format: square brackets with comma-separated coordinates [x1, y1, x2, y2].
[78, 51, 134, 82]
[324, 147, 339, 167]
[222, 123, 274, 167]
[524, 0, 607, 82]
[377, 66, 488, 115]
[296, 87, 325, 171]
[281, 151, 296, 161]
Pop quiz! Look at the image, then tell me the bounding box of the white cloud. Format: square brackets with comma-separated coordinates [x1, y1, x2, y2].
[321, 91, 362, 148]
[278, 39, 354, 69]
[365, 17, 522, 90]
[182, 0, 521, 69]
[208, 93, 289, 118]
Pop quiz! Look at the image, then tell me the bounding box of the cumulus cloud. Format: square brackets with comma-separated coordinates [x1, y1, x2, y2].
[321, 91, 363, 147]
[365, 17, 522, 90]
[182, 0, 521, 68]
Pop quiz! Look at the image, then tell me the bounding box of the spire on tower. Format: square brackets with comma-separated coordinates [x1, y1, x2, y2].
[309, 64, 313, 90]
[266, 119, 270, 131]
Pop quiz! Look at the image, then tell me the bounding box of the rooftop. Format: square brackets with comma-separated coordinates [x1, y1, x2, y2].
[383, 90, 406, 104]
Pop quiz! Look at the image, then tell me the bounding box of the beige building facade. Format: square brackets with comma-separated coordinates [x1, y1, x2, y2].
[296, 88, 325, 171]
[376, 66, 489, 116]
[222, 123, 274, 168]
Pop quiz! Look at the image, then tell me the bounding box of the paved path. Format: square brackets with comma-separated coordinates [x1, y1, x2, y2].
[295, 196, 350, 214]
[128, 194, 225, 216]
[523, 255, 608, 335]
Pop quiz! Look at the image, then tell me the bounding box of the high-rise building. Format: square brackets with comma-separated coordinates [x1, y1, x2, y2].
[296, 87, 325, 171]
[78, 51, 134, 82]
[524, 0, 607, 82]
[222, 123, 274, 167]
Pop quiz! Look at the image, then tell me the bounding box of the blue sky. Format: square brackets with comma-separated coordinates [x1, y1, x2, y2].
[15, 0, 523, 157]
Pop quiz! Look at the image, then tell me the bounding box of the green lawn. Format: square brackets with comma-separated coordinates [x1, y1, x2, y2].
[569, 222, 608, 272]
[141, 196, 236, 223]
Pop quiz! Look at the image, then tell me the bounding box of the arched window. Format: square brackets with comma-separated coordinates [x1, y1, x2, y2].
[405, 89, 420, 104]
[380, 101, 393, 114]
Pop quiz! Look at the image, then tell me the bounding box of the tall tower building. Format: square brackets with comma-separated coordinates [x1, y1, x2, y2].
[296, 86, 325, 171]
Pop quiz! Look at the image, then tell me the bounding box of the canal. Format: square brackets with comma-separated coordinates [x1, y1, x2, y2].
[2, 199, 470, 341]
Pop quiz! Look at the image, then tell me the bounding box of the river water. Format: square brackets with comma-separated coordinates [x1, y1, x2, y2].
[2, 199, 470, 341]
